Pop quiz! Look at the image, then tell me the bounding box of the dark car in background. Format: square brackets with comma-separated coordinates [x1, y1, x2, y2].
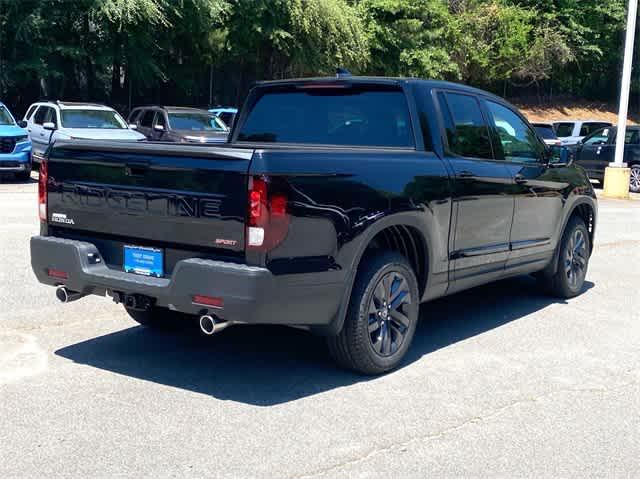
[574, 125, 640, 192]
[128, 106, 229, 143]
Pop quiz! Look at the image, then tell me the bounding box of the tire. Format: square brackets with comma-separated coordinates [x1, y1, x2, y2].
[630, 165, 640, 193]
[545, 217, 591, 298]
[327, 251, 420, 375]
[125, 306, 192, 330]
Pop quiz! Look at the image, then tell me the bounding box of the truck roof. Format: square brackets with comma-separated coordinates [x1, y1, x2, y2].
[253, 76, 509, 104]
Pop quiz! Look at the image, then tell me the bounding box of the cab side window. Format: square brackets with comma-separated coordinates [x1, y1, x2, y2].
[486, 101, 543, 163]
[439, 92, 493, 160]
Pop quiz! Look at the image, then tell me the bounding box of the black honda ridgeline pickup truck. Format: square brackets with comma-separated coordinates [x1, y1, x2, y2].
[31, 76, 597, 374]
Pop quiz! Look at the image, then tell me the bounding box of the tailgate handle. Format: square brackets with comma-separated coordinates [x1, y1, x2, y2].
[125, 162, 149, 177]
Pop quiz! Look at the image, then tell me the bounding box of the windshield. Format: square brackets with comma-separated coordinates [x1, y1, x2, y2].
[534, 125, 557, 140]
[168, 112, 227, 131]
[60, 109, 128, 129]
[0, 106, 16, 126]
[554, 122, 575, 137]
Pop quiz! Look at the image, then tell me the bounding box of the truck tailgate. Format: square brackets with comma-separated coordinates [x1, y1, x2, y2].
[45, 141, 252, 255]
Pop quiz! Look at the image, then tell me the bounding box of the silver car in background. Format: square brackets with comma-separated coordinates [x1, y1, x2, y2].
[23, 101, 145, 163]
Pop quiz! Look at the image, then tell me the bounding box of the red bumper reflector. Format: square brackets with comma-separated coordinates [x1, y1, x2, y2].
[47, 268, 68, 280]
[192, 295, 224, 308]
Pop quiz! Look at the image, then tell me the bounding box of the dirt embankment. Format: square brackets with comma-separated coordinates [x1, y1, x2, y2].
[514, 101, 638, 125]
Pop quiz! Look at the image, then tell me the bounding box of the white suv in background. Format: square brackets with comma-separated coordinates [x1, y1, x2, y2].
[23, 101, 145, 162]
[553, 120, 612, 146]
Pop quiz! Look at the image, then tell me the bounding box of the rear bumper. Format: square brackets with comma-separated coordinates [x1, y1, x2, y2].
[30, 235, 344, 325]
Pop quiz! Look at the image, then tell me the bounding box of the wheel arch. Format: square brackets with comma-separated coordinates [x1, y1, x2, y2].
[543, 197, 597, 277]
[317, 213, 433, 336]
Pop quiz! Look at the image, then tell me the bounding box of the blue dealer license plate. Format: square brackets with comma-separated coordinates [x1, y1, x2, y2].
[124, 245, 163, 277]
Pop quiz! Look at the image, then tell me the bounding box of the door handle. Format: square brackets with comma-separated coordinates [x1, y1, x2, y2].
[514, 174, 527, 184]
[596, 147, 602, 155]
[458, 170, 474, 179]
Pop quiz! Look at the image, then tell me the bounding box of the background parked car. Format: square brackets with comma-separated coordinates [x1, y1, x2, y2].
[209, 107, 238, 128]
[553, 119, 612, 146]
[129, 106, 229, 143]
[532, 122, 561, 147]
[574, 125, 640, 192]
[0, 101, 32, 181]
[23, 101, 144, 163]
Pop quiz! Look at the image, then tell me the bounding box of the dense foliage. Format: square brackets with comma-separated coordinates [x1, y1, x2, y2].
[0, 0, 632, 114]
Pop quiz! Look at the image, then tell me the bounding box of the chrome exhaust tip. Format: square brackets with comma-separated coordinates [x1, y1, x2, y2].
[199, 314, 233, 336]
[55, 286, 84, 303]
[199, 314, 216, 335]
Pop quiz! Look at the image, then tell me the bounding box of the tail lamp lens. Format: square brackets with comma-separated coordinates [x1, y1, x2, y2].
[247, 176, 290, 251]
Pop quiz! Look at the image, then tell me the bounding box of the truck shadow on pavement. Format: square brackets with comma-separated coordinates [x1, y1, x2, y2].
[55, 276, 593, 406]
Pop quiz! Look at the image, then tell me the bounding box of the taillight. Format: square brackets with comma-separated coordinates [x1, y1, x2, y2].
[247, 176, 290, 251]
[38, 160, 48, 222]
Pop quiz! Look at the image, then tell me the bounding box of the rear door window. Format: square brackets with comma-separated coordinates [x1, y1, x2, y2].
[439, 92, 493, 160]
[238, 85, 414, 148]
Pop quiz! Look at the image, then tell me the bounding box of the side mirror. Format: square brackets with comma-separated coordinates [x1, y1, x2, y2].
[153, 124, 164, 132]
[129, 124, 138, 130]
[43, 122, 56, 131]
[17, 120, 27, 128]
[548, 145, 572, 167]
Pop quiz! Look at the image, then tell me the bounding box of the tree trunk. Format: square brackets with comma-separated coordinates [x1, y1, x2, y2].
[110, 26, 122, 105]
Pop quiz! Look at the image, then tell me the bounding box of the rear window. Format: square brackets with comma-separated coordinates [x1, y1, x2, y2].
[555, 122, 575, 137]
[238, 85, 414, 148]
[534, 125, 557, 140]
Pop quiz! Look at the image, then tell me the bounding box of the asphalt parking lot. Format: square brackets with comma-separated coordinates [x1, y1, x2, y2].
[1, 176, 639, 478]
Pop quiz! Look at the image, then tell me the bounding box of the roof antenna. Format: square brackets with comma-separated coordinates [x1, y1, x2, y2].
[336, 68, 352, 78]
